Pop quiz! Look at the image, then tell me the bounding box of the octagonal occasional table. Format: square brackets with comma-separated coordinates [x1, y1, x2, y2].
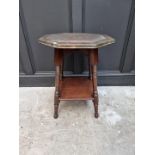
[38, 33, 115, 118]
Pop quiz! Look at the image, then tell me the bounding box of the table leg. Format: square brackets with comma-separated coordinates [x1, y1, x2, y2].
[60, 53, 64, 80]
[54, 65, 60, 118]
[54, 49, 63, 118]
[92, 64, 99, 118]
[90, 49, 99, 118]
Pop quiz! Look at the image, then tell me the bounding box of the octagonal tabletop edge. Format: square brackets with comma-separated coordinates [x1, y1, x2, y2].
[38, 33, 115, 49]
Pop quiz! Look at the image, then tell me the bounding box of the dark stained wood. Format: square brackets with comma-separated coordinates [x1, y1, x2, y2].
[89, 49, 99, 117]
[60, 77, 93, 100]
[39, 33, 115, 119]
[53, 65, 60, 118]
[54, 48, 63, 65]
[53, 48, 63, 118]
[92, 64, 99, 118]
[53, 48, 100, 118]
[90, 49, 98, 65]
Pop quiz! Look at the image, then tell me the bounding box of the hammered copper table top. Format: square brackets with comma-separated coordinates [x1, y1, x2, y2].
[38, 33, 115, 49]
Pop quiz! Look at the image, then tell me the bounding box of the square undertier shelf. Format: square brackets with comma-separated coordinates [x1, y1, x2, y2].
[59, 77, 93, 101]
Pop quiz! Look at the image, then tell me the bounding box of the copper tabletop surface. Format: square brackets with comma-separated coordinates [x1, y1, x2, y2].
[38, 33, 115, 49]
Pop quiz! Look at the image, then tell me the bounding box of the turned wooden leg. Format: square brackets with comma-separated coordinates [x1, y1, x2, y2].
[60, 59, 64, 80]
[53, 49, 63, 119]
[89, 64, 92, 80]
[54, 90, 59, 118]
[60, 65, 62, 80]
[92, 64, 99, 118]
[53, 65, 61, 119]
[93, 91, 99, 118]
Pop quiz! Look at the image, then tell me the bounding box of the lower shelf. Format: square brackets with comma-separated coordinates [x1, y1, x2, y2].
[59, 77, 93, 100]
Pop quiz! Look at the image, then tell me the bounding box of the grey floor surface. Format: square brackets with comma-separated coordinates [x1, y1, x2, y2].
[19, 87, 135, 155]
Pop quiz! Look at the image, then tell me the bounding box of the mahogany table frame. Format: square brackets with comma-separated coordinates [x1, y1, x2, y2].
[54, 48, 99, 119]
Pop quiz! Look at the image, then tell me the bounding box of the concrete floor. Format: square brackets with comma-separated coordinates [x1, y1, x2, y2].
[19, 87, 135, 155]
